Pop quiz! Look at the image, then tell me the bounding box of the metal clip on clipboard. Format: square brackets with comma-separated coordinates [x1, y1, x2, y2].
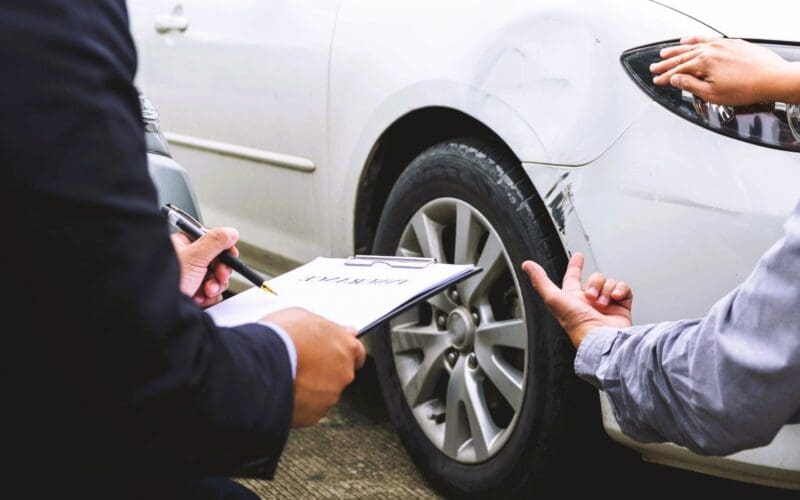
[344, 255, 437, 269]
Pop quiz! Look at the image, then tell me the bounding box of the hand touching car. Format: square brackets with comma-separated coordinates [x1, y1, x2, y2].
[522, 253, 633, 348]
[650, 36, 800, 105]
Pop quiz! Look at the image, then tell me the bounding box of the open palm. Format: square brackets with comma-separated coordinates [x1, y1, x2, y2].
[522, 253, 633, 348]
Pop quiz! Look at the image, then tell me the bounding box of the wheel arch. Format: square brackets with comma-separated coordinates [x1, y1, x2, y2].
[353, 106, 566, 263]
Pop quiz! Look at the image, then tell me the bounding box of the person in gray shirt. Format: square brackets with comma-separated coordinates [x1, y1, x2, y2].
[522, 36, 800, 456]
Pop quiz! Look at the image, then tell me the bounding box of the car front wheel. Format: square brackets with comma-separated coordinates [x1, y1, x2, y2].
[372, 139, 587, 497]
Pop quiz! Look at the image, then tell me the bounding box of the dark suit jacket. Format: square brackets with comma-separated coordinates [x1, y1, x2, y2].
[0, 1, 293, 493]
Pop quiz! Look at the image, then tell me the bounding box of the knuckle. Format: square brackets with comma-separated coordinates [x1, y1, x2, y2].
[207, 228, 226, 242]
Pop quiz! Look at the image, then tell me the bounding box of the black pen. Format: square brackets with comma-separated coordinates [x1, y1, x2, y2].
[161, 204, 278, 295]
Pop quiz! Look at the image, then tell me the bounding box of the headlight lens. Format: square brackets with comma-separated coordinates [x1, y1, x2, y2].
[138, 92, 171, 156]
[621, 41, 800, 152]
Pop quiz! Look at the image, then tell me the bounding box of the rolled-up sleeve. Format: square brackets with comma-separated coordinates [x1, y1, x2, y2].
[575, 203, 800, 456]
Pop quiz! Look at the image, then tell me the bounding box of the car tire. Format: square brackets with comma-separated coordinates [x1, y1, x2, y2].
[372, 138, 588, 497]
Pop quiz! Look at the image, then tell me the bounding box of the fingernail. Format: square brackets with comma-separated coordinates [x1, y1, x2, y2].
[209, 282, 219, 294]
[649, 62, 656, 71]
[598, 296, 609, 306]
[587, 287, 598, 298]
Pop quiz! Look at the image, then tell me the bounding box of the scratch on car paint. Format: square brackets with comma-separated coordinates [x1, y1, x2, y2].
[621, 187, 743, 216]
[540, 170, 595, 262]
[544, 171, 569, 201]
[545, 172, 573, 234]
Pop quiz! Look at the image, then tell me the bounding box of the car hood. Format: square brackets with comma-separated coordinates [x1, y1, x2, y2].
[653, 0, 799, 42]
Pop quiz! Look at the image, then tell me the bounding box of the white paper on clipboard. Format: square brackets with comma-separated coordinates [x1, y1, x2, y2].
[205, 255, 481, 335]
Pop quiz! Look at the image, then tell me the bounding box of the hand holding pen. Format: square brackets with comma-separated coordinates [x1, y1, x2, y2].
[163, 204, 277, 308]
[170, 224, 240, 307]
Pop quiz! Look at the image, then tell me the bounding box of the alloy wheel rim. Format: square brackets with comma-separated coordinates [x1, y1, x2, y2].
[390, 198, 529, 463]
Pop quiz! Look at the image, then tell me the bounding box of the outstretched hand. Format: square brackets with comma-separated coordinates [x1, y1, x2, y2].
[522, 253, 633, 348]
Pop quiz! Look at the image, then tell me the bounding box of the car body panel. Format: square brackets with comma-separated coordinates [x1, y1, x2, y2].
[132, 0, 340, 263]
[328, 0, 717, 255]
[653, 0, 798, 40]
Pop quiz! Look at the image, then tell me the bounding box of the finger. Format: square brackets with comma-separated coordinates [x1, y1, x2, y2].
[353, 338, 366, 370]
[680, 35, 717, 45]
[184, 227, 239, 267]
[584, 272, 605, 299]
[656, 43, 696, 65]
[561, 253, 585, 292]
[598, 279, 618, 307]
[197, 294, 223, 309]
[204, 277, 223, 297]
[653, 56, 706, 87]
[651, 48, 701, 80]
[611, 281, 633, 302]
[170, 232, 191, 250]
[669, 73, 714, 101]
[213, 261, 233, 285]
[522, 260, 569, 311]
[346, 326, 367, 369]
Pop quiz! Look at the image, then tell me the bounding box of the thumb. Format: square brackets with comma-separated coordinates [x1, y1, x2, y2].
[185, 227, 239, 266]
[521, 260, 564, 306]
[670, 74, 712, 100]
[521, 260, 578, 322]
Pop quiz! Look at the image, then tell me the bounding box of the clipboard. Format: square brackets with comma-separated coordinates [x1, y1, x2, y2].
[344, 255, 437, 269]
[205, 255, 482, 335]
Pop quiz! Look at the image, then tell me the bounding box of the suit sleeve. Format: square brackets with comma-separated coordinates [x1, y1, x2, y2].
[1, 1, 292, 480]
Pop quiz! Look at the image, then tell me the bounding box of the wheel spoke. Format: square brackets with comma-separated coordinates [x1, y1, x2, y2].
[475, 349, 524, 412]
[391, 323, 447, 353]
[443, 358, 468, 457]
[393, 324, 450, 406]
[458, 232, 505, 305]
[397, 246, 421, 258]
[427, 292, 456, 314]
[474, 319, 526, 411]
[453, 203, 483, 265]
[411, 211, 446, 263]
[478, 319, 527, 350]
[463, 369, 500, 460]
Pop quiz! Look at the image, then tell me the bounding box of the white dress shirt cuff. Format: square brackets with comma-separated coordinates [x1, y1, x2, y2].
[260, 321, 297, 379]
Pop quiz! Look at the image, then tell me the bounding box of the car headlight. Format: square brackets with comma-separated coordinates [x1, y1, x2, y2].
[138, 92, 171, 157]
[621, 41, 800, 152]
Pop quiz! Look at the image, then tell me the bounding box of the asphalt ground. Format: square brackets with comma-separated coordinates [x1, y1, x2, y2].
[233, 359, 798, 499]
[236, 359, 439, 499]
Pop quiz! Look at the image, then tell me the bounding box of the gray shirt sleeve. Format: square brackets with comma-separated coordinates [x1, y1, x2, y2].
[575, 202, 800, 456]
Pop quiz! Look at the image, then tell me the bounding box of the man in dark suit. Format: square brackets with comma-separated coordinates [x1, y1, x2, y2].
[0, 1, 365, 498]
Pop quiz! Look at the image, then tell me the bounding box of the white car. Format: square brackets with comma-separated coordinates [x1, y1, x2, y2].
[130, 0, 800, 495]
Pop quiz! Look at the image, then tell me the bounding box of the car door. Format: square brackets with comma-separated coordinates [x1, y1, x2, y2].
[130, 0, 341, 269]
